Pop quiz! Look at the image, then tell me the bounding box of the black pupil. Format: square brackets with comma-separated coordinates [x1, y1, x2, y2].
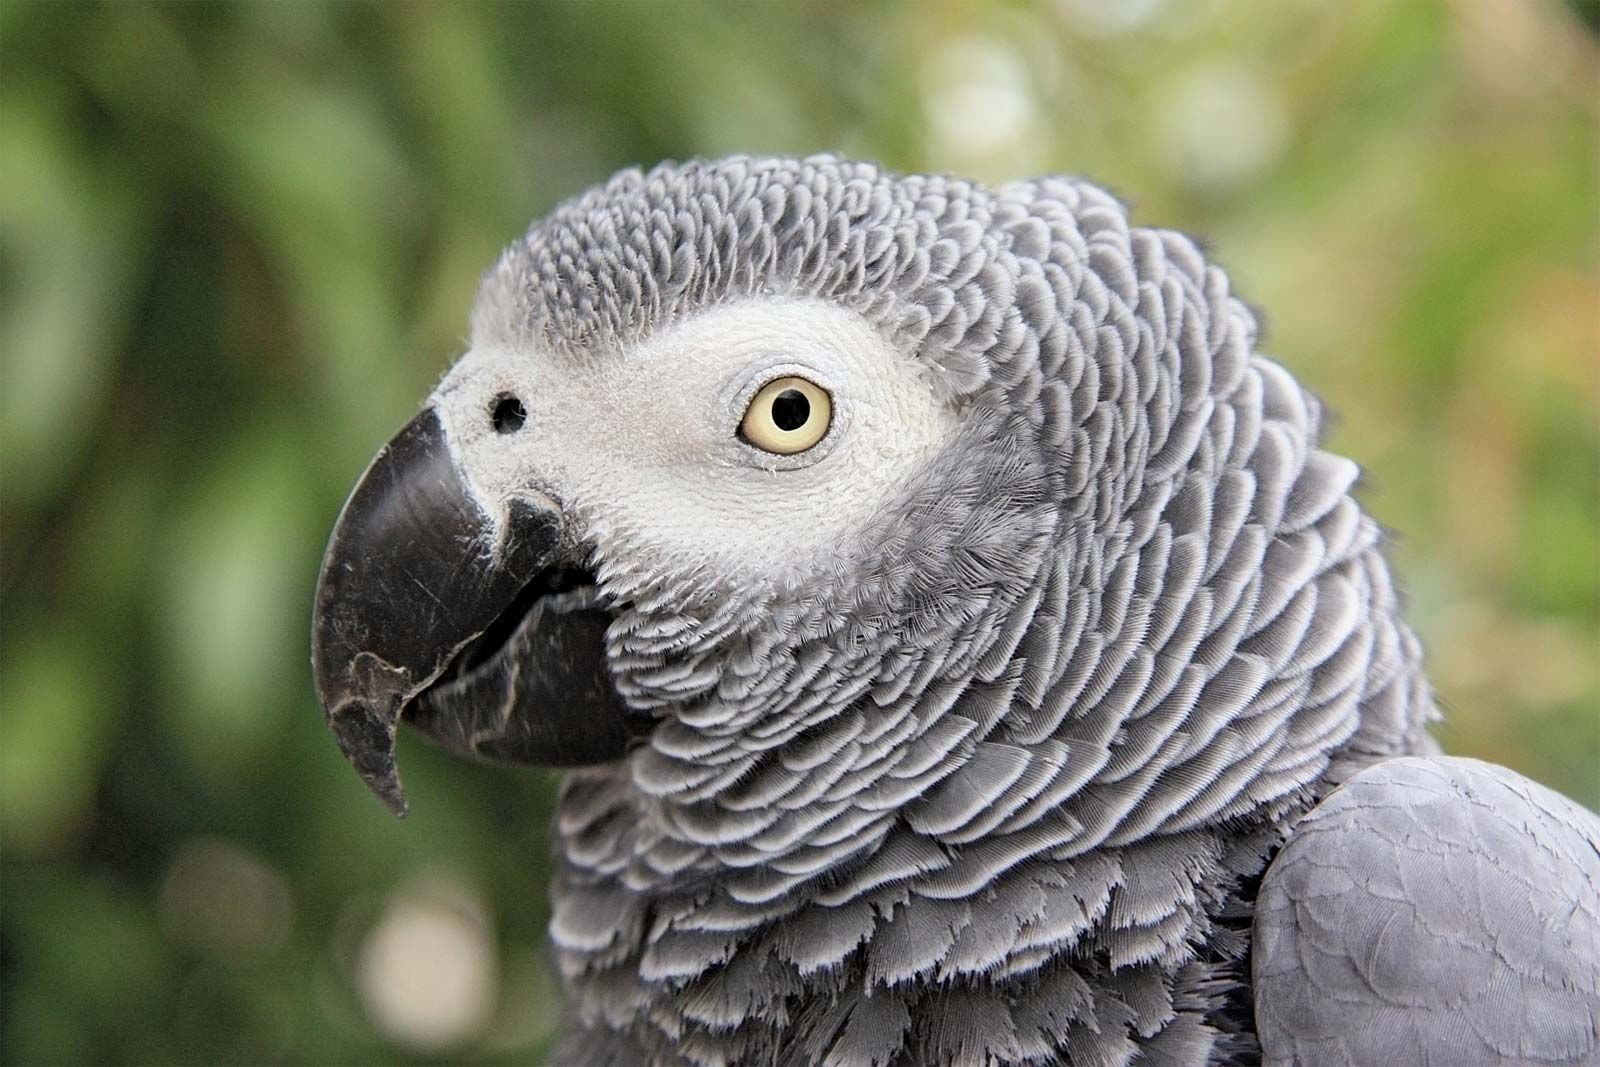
[770, 389, 810, 432]
[492, 395, 527, 434]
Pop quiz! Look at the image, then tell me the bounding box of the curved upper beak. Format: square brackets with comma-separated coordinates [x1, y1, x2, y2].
[311, 407, 633, 816]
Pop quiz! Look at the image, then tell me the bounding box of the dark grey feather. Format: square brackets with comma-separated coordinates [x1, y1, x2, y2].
[1254, 756, 1600, 1067]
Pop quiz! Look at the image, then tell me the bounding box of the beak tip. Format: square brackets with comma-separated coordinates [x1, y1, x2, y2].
[350, 742, 412, 819]
[378, 786, 410, 820]
[325, 694, 411, 818]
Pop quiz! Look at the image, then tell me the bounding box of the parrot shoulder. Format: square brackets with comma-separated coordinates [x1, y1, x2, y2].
[1251, 754, 1600, 1066]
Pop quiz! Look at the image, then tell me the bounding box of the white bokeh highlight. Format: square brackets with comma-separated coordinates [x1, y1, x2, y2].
[355, 877, 498, 1052]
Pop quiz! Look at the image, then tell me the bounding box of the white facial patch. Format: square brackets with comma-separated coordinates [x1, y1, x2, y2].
[432, 298, 962, 585]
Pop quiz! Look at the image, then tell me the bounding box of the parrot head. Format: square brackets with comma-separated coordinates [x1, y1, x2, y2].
[312, 156, 1064, 817]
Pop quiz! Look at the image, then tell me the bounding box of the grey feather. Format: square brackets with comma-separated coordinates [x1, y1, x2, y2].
[1253, 756, 1600, 1066]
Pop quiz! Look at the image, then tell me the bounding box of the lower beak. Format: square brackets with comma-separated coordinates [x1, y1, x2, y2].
[310, 407, 634, 816]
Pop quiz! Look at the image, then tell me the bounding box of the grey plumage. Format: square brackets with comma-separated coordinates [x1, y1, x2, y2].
[503, 155, 1432, 1065]
[336, 155, 1599, 1066]
[1254, 756, 1600, 1066]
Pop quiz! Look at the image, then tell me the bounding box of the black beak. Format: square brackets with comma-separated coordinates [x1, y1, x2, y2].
[311, 407, 638, 816]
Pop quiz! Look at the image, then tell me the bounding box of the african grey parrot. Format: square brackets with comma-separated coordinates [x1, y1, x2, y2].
[311, 156, 1600, 1066]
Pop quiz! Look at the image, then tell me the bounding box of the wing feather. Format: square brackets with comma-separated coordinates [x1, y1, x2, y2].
[1254, 756, 1600, 1066]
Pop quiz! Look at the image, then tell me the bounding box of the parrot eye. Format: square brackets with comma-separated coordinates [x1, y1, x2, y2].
[491, 394, 527, 434]
[739, 376, 832, 455]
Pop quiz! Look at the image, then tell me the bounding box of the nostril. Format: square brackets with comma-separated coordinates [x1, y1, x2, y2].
[491, 395, 527, 434]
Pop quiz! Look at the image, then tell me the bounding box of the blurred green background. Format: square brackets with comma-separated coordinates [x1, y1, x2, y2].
[2, 1, 1595, 1063]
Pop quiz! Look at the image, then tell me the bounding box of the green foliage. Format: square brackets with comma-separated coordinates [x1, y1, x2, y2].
[2, 2, 1595, 1062]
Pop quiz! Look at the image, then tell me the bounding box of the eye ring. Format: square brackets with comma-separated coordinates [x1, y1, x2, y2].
[739, 376, 832, 455]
